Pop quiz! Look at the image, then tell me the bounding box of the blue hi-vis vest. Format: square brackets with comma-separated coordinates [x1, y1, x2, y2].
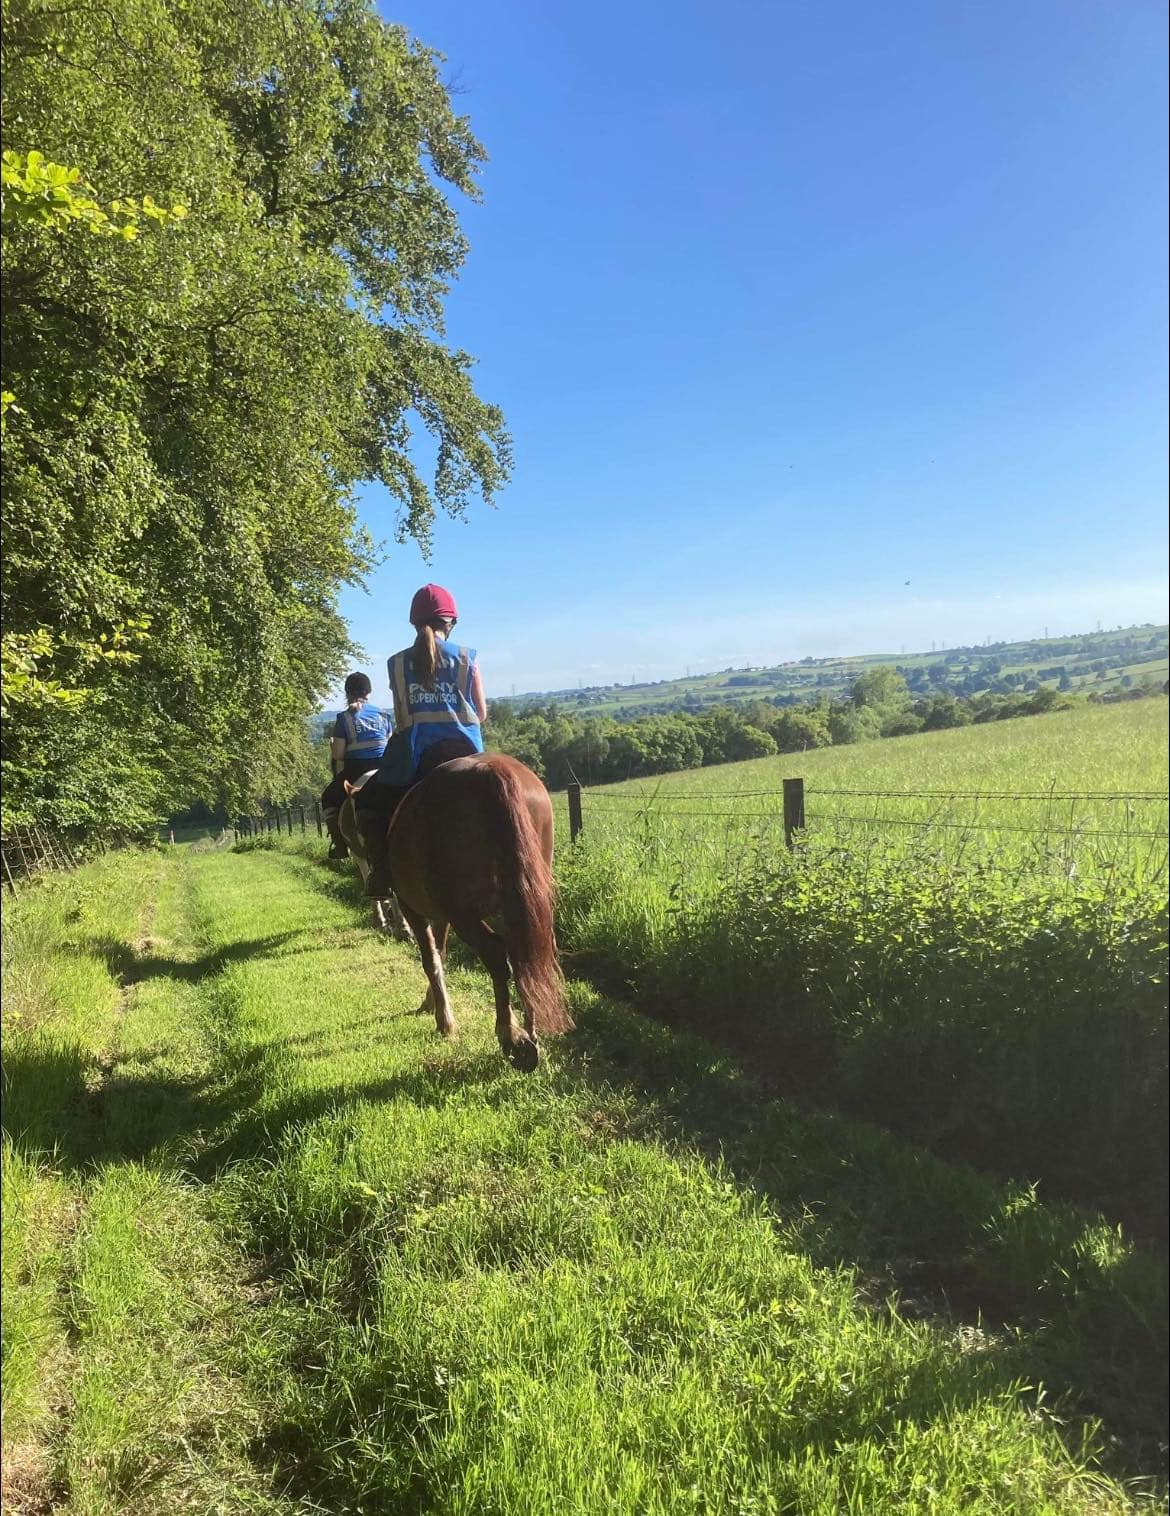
[337, 703, 392, 763]
[388, 641, 484, 772]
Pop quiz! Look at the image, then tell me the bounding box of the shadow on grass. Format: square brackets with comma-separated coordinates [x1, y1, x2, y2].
[88, 931, 306, 987]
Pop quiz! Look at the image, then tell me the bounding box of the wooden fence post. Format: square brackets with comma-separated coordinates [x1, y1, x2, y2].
[314, 803, 323, 837]
[783, 777, 805, 849]
[567, 783, 583, 843]
[3, 849, 19, 895]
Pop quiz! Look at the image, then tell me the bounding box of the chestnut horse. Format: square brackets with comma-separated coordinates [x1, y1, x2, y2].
[342, 753, 573, 1071]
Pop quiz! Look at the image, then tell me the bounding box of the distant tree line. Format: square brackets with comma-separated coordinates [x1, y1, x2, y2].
[484, 666, 1167, 788]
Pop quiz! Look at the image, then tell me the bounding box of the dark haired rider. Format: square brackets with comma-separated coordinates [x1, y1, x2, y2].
[355, 584, 487, 895]
[320, 671, 392, 859]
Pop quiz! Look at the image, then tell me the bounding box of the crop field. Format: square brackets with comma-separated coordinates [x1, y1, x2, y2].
[2, 837, 1168, 1514]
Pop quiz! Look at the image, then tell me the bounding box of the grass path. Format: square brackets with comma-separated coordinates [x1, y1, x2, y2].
[2, 843, 1166, 1512]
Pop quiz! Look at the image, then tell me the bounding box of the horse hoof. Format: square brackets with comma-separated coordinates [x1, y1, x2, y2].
[504, 1036, 540, 1074]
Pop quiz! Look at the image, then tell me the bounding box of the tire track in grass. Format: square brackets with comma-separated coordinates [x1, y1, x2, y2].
[183, 845, 1159, 1514]
[2, 852, 167, 1516]
[2, 852, 309, 1514]
[55, 851, 320, 1514]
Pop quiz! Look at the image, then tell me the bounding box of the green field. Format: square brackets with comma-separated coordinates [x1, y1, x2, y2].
[560, 699, 1169, 883]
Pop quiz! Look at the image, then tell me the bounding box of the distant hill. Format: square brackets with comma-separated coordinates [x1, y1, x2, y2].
[307, 624, 1168, 729]
[508, 623, 1169, 721]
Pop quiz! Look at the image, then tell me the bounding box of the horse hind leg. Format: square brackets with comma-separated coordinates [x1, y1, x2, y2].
[402, 907, 456, 1037]
[454, 916, 538, 1073]
[411, 920, 447, 1016]
[385, 893, 415, 944]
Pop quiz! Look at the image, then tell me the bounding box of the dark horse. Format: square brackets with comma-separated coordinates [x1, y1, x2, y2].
[341, 753, 573, 1071]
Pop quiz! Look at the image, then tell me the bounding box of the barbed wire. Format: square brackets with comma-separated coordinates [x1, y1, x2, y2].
[807, 788, 1168, 802]
[578, 786, 1168, 803]
[585, 805, 780, 818]
[574, 802, 1170, 841]
[812, 815, 1170, 840]
[575, 800, 1170, 848]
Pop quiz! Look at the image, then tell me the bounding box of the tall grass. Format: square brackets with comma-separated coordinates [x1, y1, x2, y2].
[553, 702, 1170, 1234]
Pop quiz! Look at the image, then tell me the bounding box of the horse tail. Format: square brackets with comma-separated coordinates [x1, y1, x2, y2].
[478, 763, 574, 1037]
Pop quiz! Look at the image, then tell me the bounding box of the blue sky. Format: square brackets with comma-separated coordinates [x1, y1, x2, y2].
[340, 0, 1168, 703]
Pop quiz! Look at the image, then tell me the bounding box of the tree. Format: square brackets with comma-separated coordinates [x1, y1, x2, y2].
[828, 703, 881, 746]
[2, 0, 509, 834]
[850, 667, 910, 710]
[772, 708, 832, 752]
[881, 711, 923, 737]
[916, 695, 970, 732]
[724, 723, 777, 761]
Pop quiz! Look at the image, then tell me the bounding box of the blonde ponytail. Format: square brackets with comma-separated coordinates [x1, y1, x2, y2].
[414, 624, 439, 690]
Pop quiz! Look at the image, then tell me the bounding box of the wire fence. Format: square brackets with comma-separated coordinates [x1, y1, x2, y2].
[232, 803, 324, 841]
[1, 825, 84, 895]
[561, 777, 1170, 883]
[1, 804, 328, 894]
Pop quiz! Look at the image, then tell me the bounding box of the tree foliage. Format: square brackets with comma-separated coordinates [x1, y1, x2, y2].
[1, 0, 509, 834]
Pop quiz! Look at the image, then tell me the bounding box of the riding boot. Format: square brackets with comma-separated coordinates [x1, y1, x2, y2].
[324, 810, 349, 860]
[357, 809, 393, 897]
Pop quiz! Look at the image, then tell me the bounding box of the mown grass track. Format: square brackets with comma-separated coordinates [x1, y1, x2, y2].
[2, 843, 1167, 1513]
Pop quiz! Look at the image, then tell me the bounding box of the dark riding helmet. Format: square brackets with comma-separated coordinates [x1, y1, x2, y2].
[343, 671, 373, 700]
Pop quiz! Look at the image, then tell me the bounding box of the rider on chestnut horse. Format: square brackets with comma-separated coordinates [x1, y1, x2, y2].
[354, 584, 488, 896]
[320, 671, 392, 859]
